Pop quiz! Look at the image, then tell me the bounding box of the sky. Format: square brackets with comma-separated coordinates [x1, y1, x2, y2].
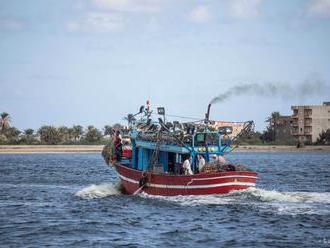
[1, 0, 330, 131]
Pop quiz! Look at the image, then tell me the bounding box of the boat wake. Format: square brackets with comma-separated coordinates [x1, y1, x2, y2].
[228, 187, 330, 204]
[140, 187, 330, 215]
[75, 182, 122, 199]
[74, 182, 330, 215]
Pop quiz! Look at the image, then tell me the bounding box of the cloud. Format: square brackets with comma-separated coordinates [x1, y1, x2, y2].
[188, 5, 212, 23]
[307, 0, 330, 17]
[229, 0, 262, 19]
[67, 12, 125, 33]
[91, 0, 165, 12]
[0, 18, 24, 31]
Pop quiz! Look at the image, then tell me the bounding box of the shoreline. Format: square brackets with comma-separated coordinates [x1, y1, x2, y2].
[0, 145, 329, 154]
[0, 145, 104, 154]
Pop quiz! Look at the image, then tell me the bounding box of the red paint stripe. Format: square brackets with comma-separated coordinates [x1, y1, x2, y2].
[115, 163, 257, 196]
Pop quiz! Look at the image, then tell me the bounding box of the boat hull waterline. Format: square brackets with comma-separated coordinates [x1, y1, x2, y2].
[115, 163, 257, 196]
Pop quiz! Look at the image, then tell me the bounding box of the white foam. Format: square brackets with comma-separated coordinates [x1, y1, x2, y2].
[242, 188, 330, 204]
[75, 183, 121, 199]
[231, 187, 312, 203]
[140, 187, 330, 215]
[140, 190, 242, 206]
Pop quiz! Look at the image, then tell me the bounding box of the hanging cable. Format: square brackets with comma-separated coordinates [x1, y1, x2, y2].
[165, 114, 202, 121]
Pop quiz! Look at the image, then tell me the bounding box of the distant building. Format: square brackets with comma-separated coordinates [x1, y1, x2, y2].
[291, 102, 330, 143]
[212, 121, 245, 138]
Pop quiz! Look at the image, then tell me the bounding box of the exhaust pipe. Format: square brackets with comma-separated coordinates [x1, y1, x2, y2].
[205, 103, 212, 124]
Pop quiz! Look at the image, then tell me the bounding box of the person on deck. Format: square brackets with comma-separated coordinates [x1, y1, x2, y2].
[212, 154, 227, 171]
[197, 155, 205, 173]
[218, 155, 226, 165]
[114, 130, 123, 161]
[183, 156, 193, 175]
[212, 154, 226, 165]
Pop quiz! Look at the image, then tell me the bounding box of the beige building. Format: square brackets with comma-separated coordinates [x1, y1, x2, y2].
[291, 102, 330, 143]
[212, 121, 245, 138]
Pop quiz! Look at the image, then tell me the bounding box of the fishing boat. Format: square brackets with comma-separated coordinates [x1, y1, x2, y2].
[102, 102, 257, 196]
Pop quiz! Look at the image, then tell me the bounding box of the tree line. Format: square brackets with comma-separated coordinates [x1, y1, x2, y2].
[1, 111, 329, 145]
[0, 112, 123, 145]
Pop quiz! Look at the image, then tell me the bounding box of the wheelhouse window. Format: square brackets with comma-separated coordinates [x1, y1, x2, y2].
[194, 132, 218, 146]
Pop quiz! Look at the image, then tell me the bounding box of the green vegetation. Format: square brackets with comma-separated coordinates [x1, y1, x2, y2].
[262, 111, 281, 142]
[0, 112, 123, 145]
[315, 129, 330, 145]
[238, 131, 264, 145]
[238, 111, 296, 145]
[83, 125, 103, 144]
[1, 111, 328, 146]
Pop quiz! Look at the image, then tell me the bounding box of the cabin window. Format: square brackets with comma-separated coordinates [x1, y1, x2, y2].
[195, 133, 218, 146]
[196, 133, 205, 143]
[206, 133, 218, 145]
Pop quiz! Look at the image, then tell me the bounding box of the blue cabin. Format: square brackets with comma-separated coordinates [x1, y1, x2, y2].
[125, 128, 232, 174]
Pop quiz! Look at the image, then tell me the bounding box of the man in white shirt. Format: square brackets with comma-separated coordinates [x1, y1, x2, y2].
[218, 155, 226, 165]
[183, 156, 193, 175]
[212, 154, 226, 165]
[197, 155, 205, 172]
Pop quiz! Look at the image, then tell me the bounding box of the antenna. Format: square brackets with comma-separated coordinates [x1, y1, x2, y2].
[157, 107, 166, 123]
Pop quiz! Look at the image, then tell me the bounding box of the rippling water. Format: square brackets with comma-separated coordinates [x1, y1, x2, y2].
[1, 152, 330, 247]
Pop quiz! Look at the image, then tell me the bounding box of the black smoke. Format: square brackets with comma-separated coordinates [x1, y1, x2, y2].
[210, 77, 329, 104]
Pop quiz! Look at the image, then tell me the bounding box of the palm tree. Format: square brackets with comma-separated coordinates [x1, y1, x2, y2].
[72, 125, 83, 142]
[265, 112, 281, 141]
[266, 112, 280, 125]
[0, 113, 21, 143]
[38, 126, 60, 145]
[2, 127, 21, 144]
[58, 126, 70, 143]
[24, 129, 34, 136]
[85, 125, 102, 143]
[0, 112, 10, 132]
[112, 123, 123, 131]
[21, 128, 37, 145]
[104, 125, 113, 136]
[68, 127, 74, 142]
[316, 129, 330, 145]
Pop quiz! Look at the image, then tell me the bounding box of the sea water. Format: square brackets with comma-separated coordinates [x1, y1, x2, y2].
[0, 152, 329, 247]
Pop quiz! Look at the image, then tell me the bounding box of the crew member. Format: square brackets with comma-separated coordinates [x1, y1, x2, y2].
[197, 154, 205, 173]
[183, 156, 193, 175]
[114, 130, 122, 161]
[212, 154, 226, 166]
[218, 155, 226, 165]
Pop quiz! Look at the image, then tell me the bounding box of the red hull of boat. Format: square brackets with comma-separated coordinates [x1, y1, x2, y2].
[115, 163, 257, 196]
